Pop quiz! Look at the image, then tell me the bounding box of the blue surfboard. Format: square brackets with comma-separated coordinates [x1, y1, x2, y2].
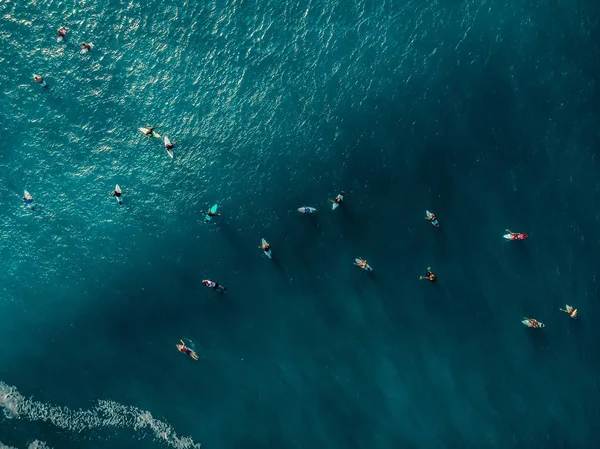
[204, 204, 218, 223]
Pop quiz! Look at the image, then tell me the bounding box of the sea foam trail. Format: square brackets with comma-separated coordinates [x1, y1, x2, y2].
[0, 382, 201, 449]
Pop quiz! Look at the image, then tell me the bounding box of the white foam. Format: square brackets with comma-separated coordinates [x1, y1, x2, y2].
[0, 382, 200, 449]
[0, 441, 51, 449]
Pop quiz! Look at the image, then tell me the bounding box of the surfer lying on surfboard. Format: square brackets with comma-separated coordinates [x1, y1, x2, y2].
[203, 280, 227, 293]
[176, 340, 199, 360]
[330, 191, 344, 209]
[81, 42, 92, 53]
[144, 125, 156, 137]
[505, 229, 528, 240]
[560, 304, 578, 319]
[522, 318, 544, 328]
[420, 267, 436, 282]
[111, 187, 123, 205]
[425, 211, 439, 227]
[203, 206, 220, 218]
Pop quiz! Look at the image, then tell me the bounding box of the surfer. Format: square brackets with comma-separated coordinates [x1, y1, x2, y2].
[57, 27, 67, 40]
[81, 42, 92, 52]
[176, 340, 199, 360]
[23, 192, 34, 210]
[505, 229, 528, 240]
[203, 280, 227, 293]
[420, 267, 436, 282]
[354, 258, 368, 270]
[144, 125, 155, 137]
[523, 318, 544, 328]
[259, 241, 271, 252]
[560, 304, 578, 319]
[33, 75, 48, 88]
[331, 191, 344, 206]
[165, 140, 176, 150]
[111, 188, 123, 205]
[425, 211, 439, 226]
[204, 206, 220, 218]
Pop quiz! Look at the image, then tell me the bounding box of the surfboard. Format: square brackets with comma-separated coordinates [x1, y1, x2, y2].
[504, 234, 514, 240]
[163, 137, 174, 158]
[139, 128, 161, 138]
[114, 184, 123, 205]
[80, 42, 94, 54]
[298, 207, 316, 214]
[426, 210, 439, 227]
[33, 75, 47, 87]
[262, 238, 272, 259]
[522, 318, 545, 328]
[204, 204, 218, 223]
[355, 258, 372, 272]
[332, 194, 343, 210]
[23, 190, 33, 201]
[57, 36, 64, 42]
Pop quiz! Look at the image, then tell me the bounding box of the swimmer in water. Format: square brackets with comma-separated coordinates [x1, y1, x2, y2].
[176, 339, 199, 360]
[57, 27, 67, 40]
[560, 304, 578, 319]
[203, 279, 227, 293]
[420, 267, 436, 282]
[81, 42, 92, 52]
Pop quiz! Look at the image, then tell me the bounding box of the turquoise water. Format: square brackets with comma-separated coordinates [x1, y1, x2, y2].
[2, 0, 600, 447]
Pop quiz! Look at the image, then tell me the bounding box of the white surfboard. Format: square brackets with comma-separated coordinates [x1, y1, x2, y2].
[332, 194, 343, 210]
[57, 36, 64, 43]
[23, 190, 33, 201]
[139, 127, 161, 138]
[163, 137, 174, 158]
[261, 238, 272, 259]
[426, 210, 439, 227]
[80, 42, 94, 54]
[114, 184, 123, 205]
[503, 234, 514, 240]
[298, 206, 316, 214]
[522, 318, 545, 328]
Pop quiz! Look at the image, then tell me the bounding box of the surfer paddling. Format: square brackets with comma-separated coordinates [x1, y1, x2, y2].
[203, 279, 227, 293]
[176, 340, 199, 360]
[81, 42, 92, 53]
[425, 211, 439, 227]
[330, 191, 344, 209]
[560, 304, 578, 319]
[111, 185, 123, 205]
[204, 206, 220, 218]
[165, 139, 176, 151]
[144, 125, 156, 137]
[420, 267, 436, 282]
[23, 190, 34, 210]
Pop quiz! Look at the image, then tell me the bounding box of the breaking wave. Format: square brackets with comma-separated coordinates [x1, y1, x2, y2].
[0, 382, 200, 449]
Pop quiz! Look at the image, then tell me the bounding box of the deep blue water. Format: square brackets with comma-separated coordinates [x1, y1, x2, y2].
[2, 0, 600, 448]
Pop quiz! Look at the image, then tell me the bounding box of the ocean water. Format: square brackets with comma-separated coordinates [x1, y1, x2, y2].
[1, 0, 600, 447]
